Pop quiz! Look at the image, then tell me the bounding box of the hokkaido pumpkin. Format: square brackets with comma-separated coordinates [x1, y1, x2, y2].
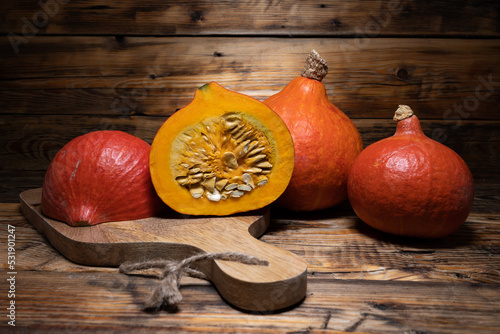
[264, 50, 363, 211]
[41, 131, 165, 226]
[347, 105, 474, 238]
[149, 81, 294, 216]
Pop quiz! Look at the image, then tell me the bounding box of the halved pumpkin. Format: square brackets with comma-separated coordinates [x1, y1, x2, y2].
[150, 82, 294, 216]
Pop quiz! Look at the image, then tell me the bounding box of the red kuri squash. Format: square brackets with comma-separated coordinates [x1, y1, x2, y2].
[347, 105, 474, 238]
[264, 50, 363, 211]
[42, 131, 165, 226]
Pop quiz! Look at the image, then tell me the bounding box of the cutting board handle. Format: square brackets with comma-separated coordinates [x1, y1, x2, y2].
[20, 188, 307, 312]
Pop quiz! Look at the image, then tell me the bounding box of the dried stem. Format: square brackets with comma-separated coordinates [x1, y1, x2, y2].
[393, 105, 414, 121]
[301, 50, 328, 82]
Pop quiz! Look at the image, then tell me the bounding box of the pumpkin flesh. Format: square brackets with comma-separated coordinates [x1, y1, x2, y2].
[150, 82, 294, 216]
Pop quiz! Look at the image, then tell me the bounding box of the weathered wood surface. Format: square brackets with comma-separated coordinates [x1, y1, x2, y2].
[1, 37, 499, 120]
[18, 188, 307, 312]
[2, 0, 499, 37]
[4, 199, 500, 282]
[0, 271, 498, 333]
[1, 202, 499, 332]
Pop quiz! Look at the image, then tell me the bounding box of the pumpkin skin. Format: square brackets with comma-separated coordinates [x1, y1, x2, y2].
[264, 50, 363, 211]
[347, 105, 474, 238]
[150, 81, 294, 216]
[41, 131, 165, 226]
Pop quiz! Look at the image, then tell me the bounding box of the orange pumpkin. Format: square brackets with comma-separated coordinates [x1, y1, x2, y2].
[150, 82, 294, 216]
[347, 105, 474, 238]
[42, 131, 165, 226]
[264, 50, 363, 211]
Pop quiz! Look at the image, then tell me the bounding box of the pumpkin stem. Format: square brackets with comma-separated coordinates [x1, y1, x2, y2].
[393, 105, 414, 121]
[301, 50, 328, 82]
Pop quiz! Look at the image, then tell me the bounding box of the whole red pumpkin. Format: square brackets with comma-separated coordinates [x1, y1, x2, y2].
[347, 105, 474, 238]
[42, 131, 165, 226]
[264, 50, 363, 211]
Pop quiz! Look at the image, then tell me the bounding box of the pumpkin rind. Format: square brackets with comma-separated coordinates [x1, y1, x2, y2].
[149, 82, 294, 216]
[264, 50, 363, 211]
[347, 106, 474, 238]
[41, 131, 165, 226]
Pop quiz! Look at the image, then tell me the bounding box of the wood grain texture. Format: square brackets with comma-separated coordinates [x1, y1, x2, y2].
[19, 188, 307, 312]
[1, 204, 499, 332]
[2, 0, 499, 37]
[267, 210, 500, 283]
[1, 37, 499, 120]
[4, 199, 500, 284]
[0, 271, 498, 333]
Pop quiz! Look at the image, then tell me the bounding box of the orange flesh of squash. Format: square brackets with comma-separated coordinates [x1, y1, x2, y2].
[150, 82, 295, 216]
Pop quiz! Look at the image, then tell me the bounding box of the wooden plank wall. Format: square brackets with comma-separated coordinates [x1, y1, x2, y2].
[1, 0, 499, 204]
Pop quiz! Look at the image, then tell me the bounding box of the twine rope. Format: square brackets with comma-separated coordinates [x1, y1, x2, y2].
[119, 251, 269, 310]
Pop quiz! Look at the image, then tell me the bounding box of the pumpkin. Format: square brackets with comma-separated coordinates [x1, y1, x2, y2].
[264, 50, 363, 211]
[41, 131, 165, 226]
[347, 105, 474, 238]
[149, 81, 294, 216]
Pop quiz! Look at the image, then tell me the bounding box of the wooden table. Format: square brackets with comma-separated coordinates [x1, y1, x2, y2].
[1, 0, 500, 332]
[1, 186, 499, 333]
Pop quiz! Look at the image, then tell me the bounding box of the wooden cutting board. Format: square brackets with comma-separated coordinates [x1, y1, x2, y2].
[20, 188, 307, 312]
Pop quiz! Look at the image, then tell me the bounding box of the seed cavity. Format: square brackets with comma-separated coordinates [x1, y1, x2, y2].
[172, 112, 274, 201]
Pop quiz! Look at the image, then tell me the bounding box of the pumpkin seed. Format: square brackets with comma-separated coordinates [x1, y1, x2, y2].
[248, 146, 265, 156]
[256, 176, 268, 186]
[235, 140, 251, 159]
[225, 183, 238, 191]
[206, 189, 221, 202]
[241, 173, 254, 188]
[230, 190, 244, 197]
[238, 184, 252, 192]
[176, 176, 189, 185]
[248, 154, 267, 165]
[222, 152, 238, 169]
[201, 177, 216, 193]
[189, 167, 201, 174]
[256, 161, 273, 169]
[244, 167, 262, 174]
[223, 114, 242, 130]
[204, 172, 216, 179]
[189, 185, 204, 198]
[215, 179, 228, 191]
